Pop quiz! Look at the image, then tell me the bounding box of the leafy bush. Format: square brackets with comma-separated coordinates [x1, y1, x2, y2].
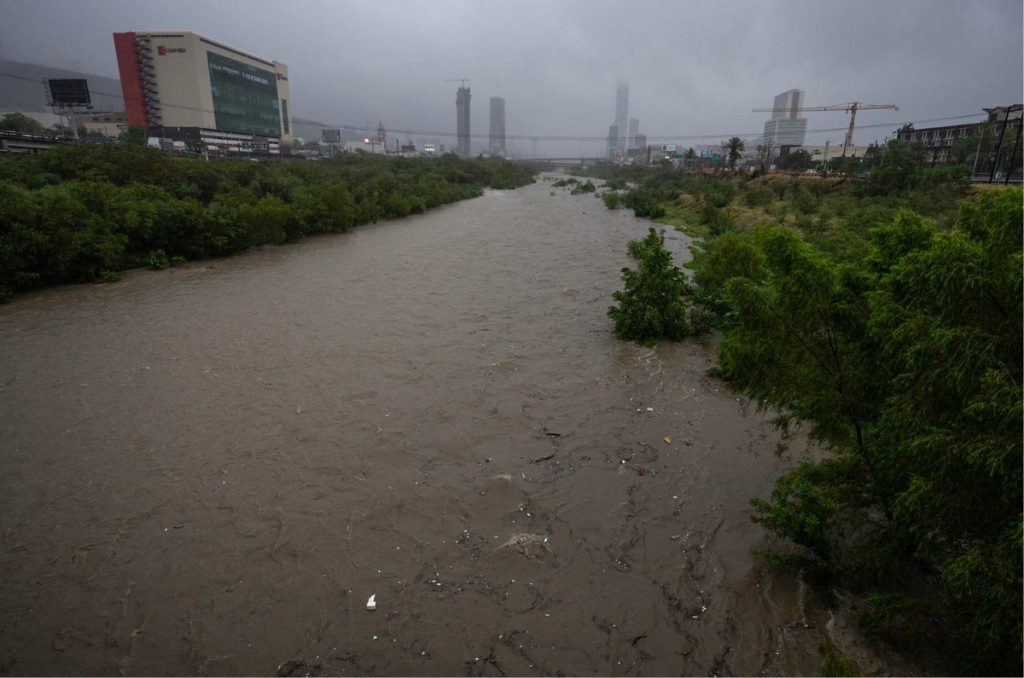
[608, 228, 692, 343]
[624, 189, 667, 219]
[700, 204, 734, 236]
[148, 249, 170, 270]
[602, 191, 622, 209]
[743, 184, 774, 207]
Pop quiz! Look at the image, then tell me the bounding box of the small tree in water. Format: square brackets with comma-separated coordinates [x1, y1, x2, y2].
[608, 228, 690, 343]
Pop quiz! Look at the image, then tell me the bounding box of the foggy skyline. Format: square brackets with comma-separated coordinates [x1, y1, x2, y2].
[2, 0, 1022, 156]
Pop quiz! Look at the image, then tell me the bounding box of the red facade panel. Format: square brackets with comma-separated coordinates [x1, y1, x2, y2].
[113, 32, 148, 128]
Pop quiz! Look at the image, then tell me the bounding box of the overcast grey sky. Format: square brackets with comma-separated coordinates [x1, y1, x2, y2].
[2, 0, 1022, 155]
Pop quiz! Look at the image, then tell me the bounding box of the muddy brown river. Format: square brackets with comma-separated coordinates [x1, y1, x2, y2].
[1, 177, 847, 675]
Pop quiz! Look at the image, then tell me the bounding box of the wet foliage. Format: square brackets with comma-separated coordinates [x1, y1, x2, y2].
[0, 145, 535, 300]
[607, 228, 703, 344]
[716, 189, 1023, 675]
[594, 147, 1021, 672]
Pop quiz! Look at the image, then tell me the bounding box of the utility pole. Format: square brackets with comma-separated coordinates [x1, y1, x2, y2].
[971, 126, 987, 178]
[1004, 120, 1022, 185]
[988, 106, 1015, 183]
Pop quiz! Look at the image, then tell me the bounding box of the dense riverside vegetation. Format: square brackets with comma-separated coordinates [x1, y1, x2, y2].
[0, 145, 535, 300]
[596, 154, 1022, 674]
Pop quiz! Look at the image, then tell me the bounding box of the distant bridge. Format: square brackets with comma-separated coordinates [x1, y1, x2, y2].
[0, 130, 67, 154]
[510, 157, 609, 169]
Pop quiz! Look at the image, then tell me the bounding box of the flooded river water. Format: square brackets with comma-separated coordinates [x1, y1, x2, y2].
[1, 177, 834, 675]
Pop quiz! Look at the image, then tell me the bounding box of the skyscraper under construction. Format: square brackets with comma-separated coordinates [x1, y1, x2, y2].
[456, 85, 471, 157]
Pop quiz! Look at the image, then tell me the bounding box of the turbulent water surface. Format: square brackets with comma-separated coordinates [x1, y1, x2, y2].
[2, 177, 834, 675]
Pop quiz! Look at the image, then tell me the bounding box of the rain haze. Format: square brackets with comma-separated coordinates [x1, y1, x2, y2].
[2, 0, 1021, 156]
[1, 3, 1023, 677]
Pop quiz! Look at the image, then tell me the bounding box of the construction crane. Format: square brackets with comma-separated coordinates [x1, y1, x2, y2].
[753, 101, 898, 156]
[443, 78, 470, 88]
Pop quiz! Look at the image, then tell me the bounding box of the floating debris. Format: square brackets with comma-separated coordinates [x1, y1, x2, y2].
[496, 533, 552, 560]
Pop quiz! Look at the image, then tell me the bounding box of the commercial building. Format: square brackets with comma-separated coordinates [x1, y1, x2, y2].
[607, 124, 619, 160]
[896, 105, 1022, 173]
[456, 85, 471, 157]
[489, 96, 506, 156]
[113, 30, 292, 153]
[800, 144, 871, 167]
[763, 88, 807, 150]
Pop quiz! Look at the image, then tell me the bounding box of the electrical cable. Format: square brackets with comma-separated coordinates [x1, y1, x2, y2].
[0, 69, 994, 145]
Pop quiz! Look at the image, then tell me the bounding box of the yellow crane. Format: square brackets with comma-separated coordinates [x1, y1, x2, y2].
[753, 101, 898, 156]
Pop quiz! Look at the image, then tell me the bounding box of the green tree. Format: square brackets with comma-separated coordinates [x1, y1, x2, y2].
[683, 147, 697, 170]
[861, 142, 884, 171]
[865, 189, 1022, 672]
[719, 226, 881, 454]
[608, 228, 691, 343]
[863, 139, 926, 194]
[118, 126, 149, 146]
[718, 190, 1023, 674]
[725, 137, 745, 169]
[0, 112, 46, 134]
[784, 149, 812, 172]
[834, 155, 862, 176]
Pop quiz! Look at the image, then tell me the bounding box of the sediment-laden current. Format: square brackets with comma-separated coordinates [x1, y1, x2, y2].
[0, 177, 827, 675]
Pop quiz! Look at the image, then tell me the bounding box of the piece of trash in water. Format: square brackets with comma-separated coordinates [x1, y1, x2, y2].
[496, 533, 552, 560]
[366, 594, 376, 610]
[663, 436, 672, 444]
[646, 407, 654, 412]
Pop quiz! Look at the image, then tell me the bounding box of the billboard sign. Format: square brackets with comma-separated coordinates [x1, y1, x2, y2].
[48, 79, 91, 106]
[322, 129, 341, 144]
[208, 52, 280, 137]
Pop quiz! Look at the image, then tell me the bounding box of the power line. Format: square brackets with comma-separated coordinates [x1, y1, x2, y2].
[0, 69, 992, 144]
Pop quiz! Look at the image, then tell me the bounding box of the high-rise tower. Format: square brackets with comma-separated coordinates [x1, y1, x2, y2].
[614, 82, 629, 152]
[456, 85, 471, 157]
[607, 124, 619, 159]
[762, 88, 807, 150]
[628, 117, 639, 149]
[489, 97, 506, 156]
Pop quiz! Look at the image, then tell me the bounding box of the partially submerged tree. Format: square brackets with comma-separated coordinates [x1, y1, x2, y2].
[608, 228, 691, 343]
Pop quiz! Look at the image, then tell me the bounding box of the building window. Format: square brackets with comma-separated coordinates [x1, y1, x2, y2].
[281, 98, 289, 134]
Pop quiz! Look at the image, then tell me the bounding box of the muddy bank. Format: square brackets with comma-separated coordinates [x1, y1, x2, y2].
[3, 178, 857, 675]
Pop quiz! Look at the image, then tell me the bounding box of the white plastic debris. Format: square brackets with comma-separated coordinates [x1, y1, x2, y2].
[366, 594, 377, 611]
